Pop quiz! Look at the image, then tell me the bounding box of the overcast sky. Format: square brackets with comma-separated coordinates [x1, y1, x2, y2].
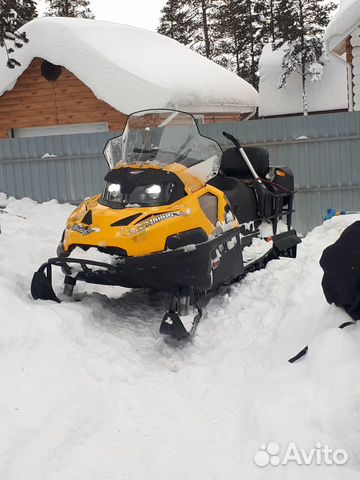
[36, 0, 167, 31]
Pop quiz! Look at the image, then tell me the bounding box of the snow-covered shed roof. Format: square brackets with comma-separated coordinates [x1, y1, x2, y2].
[258, 44, 348, 117]
[0, 17, 259, 115]
[324, 0, 360, 53]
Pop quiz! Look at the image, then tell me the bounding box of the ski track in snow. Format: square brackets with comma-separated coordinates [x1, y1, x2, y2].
[0, 197, 360, 479]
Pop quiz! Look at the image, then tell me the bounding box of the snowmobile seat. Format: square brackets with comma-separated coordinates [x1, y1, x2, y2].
[221, 147, 269, 179]
[208, 174, 259, 223]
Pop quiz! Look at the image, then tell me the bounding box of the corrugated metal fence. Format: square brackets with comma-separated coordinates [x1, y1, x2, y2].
[0, 111, 359, 234]
[0, 132, 114, 204]
[202, 112, 360, 234]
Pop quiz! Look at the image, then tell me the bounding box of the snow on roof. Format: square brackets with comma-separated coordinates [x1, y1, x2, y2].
[0, 17, 259, 115]
[324, 0, 360, 52]
[258, 44, 348, 117]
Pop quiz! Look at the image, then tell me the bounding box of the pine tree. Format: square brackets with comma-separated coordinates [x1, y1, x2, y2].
[274, 0, 336, 115]
[194, 0, 215, 59]
[158, 0, 219, 59]
[255, 0, 281, 44]
[0, 0, 37, 68]
[45, 0, 94, 19]
[212, 0, 264, 87]
[158, 0, 196, 46]
[212, 0, 248, 77]
[213, 1, 245, 77]
[245, 0, 263, 87]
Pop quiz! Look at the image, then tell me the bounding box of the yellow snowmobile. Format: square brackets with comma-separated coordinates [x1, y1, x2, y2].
[31, 109, 300, 339]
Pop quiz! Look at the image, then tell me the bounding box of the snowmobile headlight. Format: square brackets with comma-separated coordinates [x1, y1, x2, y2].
[102, 182, 125, 204]
[102, 181, 175, 207]
[108, 183, 121, 195]
[145, 184, 162, 200]
[128, 182, 174, 206]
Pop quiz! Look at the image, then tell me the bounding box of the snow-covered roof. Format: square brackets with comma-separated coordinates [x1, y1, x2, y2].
[258, 44, 348, 117]
[324, 0, 360, 52]
[0, 17, 259, 115]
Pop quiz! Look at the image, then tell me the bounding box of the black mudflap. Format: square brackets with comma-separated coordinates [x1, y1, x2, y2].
[273, 229, 301, 258]
[31, 270, 61, 303]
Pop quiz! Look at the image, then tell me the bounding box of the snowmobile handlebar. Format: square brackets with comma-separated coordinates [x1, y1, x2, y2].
[222, 131, 241, 149]
[223, 131, 263, 184]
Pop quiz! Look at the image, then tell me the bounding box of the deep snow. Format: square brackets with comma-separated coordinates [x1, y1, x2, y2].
[0, 196, 360, 479]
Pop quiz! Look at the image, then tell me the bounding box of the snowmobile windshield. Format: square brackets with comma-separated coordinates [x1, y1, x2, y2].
[104, 109, 223, 183]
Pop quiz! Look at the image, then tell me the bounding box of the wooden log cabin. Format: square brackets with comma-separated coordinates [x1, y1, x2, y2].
[0, 18, 259, 140]
[0, 57, 246, 139]
[0, 57, 127, 139]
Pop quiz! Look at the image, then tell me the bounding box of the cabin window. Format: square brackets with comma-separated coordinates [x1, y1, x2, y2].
[41, 60, 62, 81]
[12, 123, 109, 138]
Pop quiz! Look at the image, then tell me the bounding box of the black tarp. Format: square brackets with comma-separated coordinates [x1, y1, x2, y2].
[320, 221, 360, 320]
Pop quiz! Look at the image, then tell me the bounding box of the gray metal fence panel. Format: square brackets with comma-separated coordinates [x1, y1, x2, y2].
[0, 132, 115, 203]
[0, 112, 359, 234]
[200, 112, 360, 234]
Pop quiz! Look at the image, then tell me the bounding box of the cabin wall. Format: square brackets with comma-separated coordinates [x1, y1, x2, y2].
[351, 27, 360, 111]
[346, 37, 353, 64]
[0, 58, 127, 139]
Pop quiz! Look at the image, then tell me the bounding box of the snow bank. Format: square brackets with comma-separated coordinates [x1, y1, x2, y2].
[0, 196, 360, 479]
[258, 43, 348, 116]
[0, 17, 259, 115]
[325, 0, 360, 51]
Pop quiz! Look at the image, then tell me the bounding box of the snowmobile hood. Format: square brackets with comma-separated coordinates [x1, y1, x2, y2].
[63, 182, 235, 257]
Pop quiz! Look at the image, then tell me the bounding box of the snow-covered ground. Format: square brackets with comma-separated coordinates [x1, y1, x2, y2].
[1, 196, 360, 480]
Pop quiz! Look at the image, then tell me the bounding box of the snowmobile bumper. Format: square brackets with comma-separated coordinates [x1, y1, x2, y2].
[31, 227, 301, 302]
[31, 228, 244, 301]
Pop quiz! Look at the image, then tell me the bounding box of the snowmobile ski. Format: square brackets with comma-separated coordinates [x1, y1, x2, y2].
[160, 307, 202, 340]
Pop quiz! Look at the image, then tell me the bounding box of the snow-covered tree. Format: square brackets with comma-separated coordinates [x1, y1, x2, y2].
[158, 0, 336, 96]
[45, 0, 94, 19]
[275, 0, 336, 115]
[0, 0, 37, 68]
